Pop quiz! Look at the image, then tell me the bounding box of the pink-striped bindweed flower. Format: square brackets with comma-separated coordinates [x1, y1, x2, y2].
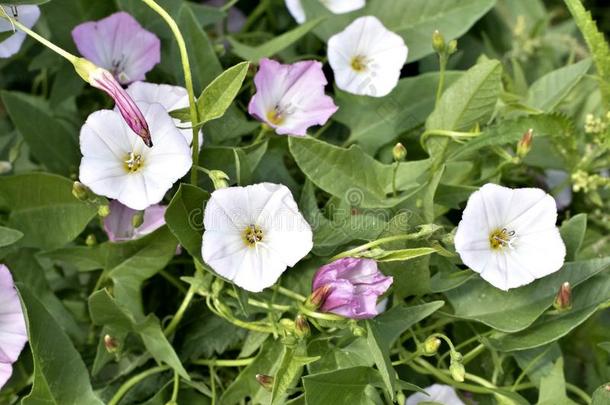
[248, 58, 338, 136]
[311, 257, 393, 319]
[71, 11, 160, 85]
[103, 200, 166, 242]
[0, 264, 28, 389]
[74, 58, 152, 147]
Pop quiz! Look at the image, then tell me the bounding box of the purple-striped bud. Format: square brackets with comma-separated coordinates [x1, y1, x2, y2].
[311, 258, 393, 320]
[73, 58, 152, 147]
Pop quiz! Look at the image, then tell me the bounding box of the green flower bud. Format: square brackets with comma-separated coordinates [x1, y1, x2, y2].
[72, 181, 90, 201]
[432, 30, 445, 53]
[392, 142, 407, 161]
[98, 204, 110, 218]
[209, 170, 230, 190]
[255, 374, 274, 391]
[295, 314, 310, 338]
[553, 282, 572, 311]
[447, 39, 458, 55]
[131, 211, 144, 228]
[307, 284, 332, 309]
[85, 234, 97, 246]
[422, 336, 441, 356]
[516, 128, 533, 159]
[449, 360, 465, 382]
[104, 334, 119, 353]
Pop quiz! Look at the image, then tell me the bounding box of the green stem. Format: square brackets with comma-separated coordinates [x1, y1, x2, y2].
[210, 365, 217, 405]
[565, 383, 592, 404]
[420, 129, 482, 150]
[392, 161, 399, 197]
[170, 372, 180, 403]
[0, 10, 76, 63]
[226, 289, 291, 312]
[331, 227, 438, 261]
[298, 304, 346, 322]
[164, 283, 196, 336]
[108, 365, 170, 405]
[159, 269, 188, 294]
[435, 54, 448, 106]
[192, 357, 255, 367]
[140, 0, 200, 185]
[461, 343, 486, 365]
[273, 285, 307, 302]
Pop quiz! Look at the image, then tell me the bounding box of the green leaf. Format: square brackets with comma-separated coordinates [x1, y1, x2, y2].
[220, 340, 284, 405]
[289, 136, 431, 208]
[563, 0, 610, 109]
[592, 383, 610, 405]
[180, 310, 247, 360]
[271, 342, 319, 405]
[305, 0, 496, 62]
[165, 184, 210, 262]
[18, 285, 104, 405]
[89, 289, 189, 380]
[38, 246, 104, 272]
[199, 141, 268, 187]
[228, 17, 325, 62]
[0, 226, 23, 248]
[196, 61, 250, 125]
[372, 301, 445, 346]
[512, 344, 562, 386]
[303, 367, 385, 405]
[526, 59, 592, 111]
[536, 359, 575, 405]
[334, 71, 462, 153]
[449, 114, 573, 161]
[1, 91, 79, 176]
[103, 227, 178, 317]
[486, 272, 610, 352]
[559, 214, 587, 261]
[0, 173, 97, 250]
[3, 0, 50, 4]
[445, 257, 610, 332]
[355, 247, 439, 262]
[366, 321, 396, 400]
[426, 58, 502, 131]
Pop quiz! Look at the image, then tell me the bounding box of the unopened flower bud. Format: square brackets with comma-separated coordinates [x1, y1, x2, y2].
[553, 282, 572, 310]
[85, 234, 97, 246]
[422, 336, 441, 356]
[131, 211, 144, 228]
[98, 204, 110, 218]
[308, 284, 333, 309]
[72, 181, 90, 201]
[432, 30, 445, 53]
[392, 142, 407, 161]
[73, 57, 152, 147]
[517, 128, 533, 159]
[209, 170, 230, 190]
[349, 320, 366, 337]
[447, 39, 458, 55]
[295, 314, 310, 338]
[449, 360, 465, 382]
[104, 334, 119, 353]
[255, 374, 274, 391]
[0, 161, 12, 174]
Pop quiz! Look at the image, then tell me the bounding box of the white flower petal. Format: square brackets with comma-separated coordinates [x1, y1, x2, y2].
[285, 0, 365, 23]
[406, 384, 465, 405]
[79, 104, 191, 210]
[328, 16, 407, 97]
[0, 265, 27, 390]
[201, 183, 313, 292]
[455, 183, 566, 291]
[285, 0, 306, 24]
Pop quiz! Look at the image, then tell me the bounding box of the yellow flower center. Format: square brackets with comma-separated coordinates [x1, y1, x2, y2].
[266, 107, 285, 126]
[489, 228, 515, 250]
[124, 152, 144, 173]
[350, 55, 368, 72]
[243, 224, 264, 247]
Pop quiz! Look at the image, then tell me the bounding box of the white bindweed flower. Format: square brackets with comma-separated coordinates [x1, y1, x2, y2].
[285, 0, 365, 24]
[79, 102, 192, 210]
[123, 81, 203, 147]
[328, 16, 407, 97]
[406, 384, 465, 405]
[202, 183, 313, 292]
[454, 183, 566, 291]
[0, 264, 27, 389]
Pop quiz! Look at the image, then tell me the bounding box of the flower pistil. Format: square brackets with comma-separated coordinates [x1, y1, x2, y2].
[489, 227, 516, 250]
[243, 224, 264, 247]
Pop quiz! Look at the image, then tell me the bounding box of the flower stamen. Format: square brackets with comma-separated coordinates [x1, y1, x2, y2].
[266, 106, 287, 125]
[489, 227, 516, 250]
[350, 55, 369, 72]
[243, 224, 264, 247]
[124, 152, 143, 173]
